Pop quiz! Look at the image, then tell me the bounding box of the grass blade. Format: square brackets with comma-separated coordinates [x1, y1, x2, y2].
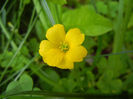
[0, 16, 17, 50]
[41, 0, 55, 25]
[0, 8, 36, 83]
[2, 90, 128, 98]
[14, 54, 39, 81]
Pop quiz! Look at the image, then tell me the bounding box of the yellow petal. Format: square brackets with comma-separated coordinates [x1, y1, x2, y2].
[46, 24, 66, 45]
[65, 28, 84, 46]
[39, 40, 56, 57]
[66, 45, 87, 62]
[44, 49, 64, 66]
[58, 55, 74, 69]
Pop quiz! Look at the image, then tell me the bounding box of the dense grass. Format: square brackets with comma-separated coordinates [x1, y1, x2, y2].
[0, 0, 133, 99]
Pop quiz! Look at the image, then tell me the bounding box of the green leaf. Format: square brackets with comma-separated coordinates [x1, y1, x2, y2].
[123, 73, 133, 91]
[108, 55, 128, 78]
[97, 57, 107, 74]
[35, 20, 46, 40]
[86, 71, 95, 82]
[1, 52, 13, 68]
[47, 0, 67, 5]
[62, 6, 112, 36]
[58, 78, 76, 92]
[83, 36, 96, 52]
[126, 29, 133, 42]
[45, 69, 60, 82]
[6, 81, 20, 93]
[108, 1, 118, 18]
[97, 75, 122, 94]
[19, 74, 33, 91]
[21, 46, 29, 56]
[6, 74, 33, 94]
[86, 71, 95, 88]
[0, 51, 29, 70]
[33, 87, 41, 91]
[29, 38, 39, 55]
[110, 79, 123, 93]
[96, 1, 108, 15]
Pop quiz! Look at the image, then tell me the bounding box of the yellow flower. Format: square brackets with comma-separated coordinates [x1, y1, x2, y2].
[39, 24, 87, 69]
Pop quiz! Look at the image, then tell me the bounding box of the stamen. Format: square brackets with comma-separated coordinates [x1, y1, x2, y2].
[59, 42, 69, 52]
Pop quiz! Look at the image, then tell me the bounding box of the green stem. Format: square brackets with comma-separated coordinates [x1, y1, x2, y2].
[109, 0, 132, 76]
[90, 0, 103, 70]
[113, 0, 124, 53]
[113, 0, 132, 57]
[90, 36, 103, 70]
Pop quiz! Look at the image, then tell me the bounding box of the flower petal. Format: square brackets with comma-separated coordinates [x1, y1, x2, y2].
[58, 55, 74, 69]
[65, 28, 84, 46]
[46, 24, 66, 45]
[44, 49, 64, 66]
[66, 45, 87, 62]
[39, 40, 56, 57]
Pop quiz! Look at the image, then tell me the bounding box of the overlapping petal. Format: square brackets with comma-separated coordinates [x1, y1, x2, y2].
[65, 28, 85, 46]
[66, 45, 87, 62]
[46, 24, 66, 45]
[58, 55, 74, 69]
[39, 40, 56, 57]
[44, 49, 64, 66]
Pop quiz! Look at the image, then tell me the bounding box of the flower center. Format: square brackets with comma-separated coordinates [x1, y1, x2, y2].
[59, 42, 69, 52]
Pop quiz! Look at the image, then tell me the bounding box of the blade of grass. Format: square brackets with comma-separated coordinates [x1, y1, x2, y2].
[0, 39, 10, 62]
[2, 90, 127, 98]
[1, 8, 6, 49]
[41, 0, 55, 25]
[1, 34, 5, 50]
[0, 16, 17, 50]
[14, 54, 39, 81]
[0, 8, 36, 83]
[0, 0, 9, 13]
[86, 50, 133, 59]
[0, 71, 19, 88]
[49, 3, 60, 24]
[6, 0, 17, 14]
[16, 0, 26, 29]
[30, 65, 64, 91]
[33, 0, 49, 30]
[56, 5, 62, 24]
[0, 54, 38, 88]
[28, 60, 64, 90]
[2, 9, 6, 25]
